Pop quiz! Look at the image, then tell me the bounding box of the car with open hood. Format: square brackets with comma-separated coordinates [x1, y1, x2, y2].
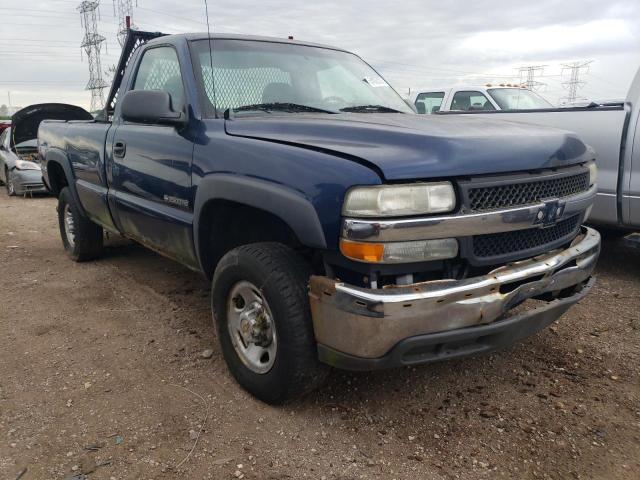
[37, 30, 600, 404]
[0, 103, 92, 196]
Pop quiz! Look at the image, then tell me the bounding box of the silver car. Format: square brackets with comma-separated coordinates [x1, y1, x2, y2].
[0, 103, 93, 196]
[0, 128, 46, 196]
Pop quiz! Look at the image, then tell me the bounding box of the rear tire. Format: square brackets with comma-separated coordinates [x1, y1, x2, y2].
[212, 243, 328, 404]
[58, 187, 104, 261]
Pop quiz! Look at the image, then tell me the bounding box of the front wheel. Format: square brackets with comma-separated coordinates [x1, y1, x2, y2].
[57, 187, 104, 261]
[5, 170, 15, 196]
[212, 243, 328, 404]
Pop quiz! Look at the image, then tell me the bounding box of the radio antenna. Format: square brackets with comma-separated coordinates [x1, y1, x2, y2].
[204, 0, 218, 118]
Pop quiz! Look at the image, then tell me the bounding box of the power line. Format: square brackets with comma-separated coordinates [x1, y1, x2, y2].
[135, 5, 207, 26]
[561, 60, 593, 104]
[113, 0, 136, 46]
[517, 65, 546, 90]
[78, 0, 109, 111]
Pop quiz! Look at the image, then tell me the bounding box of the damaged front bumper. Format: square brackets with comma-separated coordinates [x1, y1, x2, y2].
[10, 169, 47, 195]
[309, 226, 600, 370]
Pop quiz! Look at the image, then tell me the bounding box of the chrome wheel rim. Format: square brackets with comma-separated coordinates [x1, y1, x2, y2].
[63, 204, 76, 248]
[227, 281, 277, 374]
[7, 180, 14, 195]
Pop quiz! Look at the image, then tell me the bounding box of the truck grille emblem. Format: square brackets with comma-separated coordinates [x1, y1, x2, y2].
[535, 200, 564, 227]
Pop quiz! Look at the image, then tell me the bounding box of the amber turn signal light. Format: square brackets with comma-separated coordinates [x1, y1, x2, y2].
[340, 239, 385, 263]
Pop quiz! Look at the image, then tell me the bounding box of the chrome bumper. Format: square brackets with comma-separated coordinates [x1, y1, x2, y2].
[309, 226, 600, 360]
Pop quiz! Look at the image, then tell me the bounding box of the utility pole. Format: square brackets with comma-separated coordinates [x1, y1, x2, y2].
[517, 65, 546, 90]
[78, 1, 108, 112]
[113, 0, 136, 47]
[7, 91, 12, 115]
[561, 61, 593, 104]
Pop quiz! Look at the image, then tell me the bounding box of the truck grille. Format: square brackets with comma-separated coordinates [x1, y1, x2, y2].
[472, 215, 581, 259]
[468, 172, 589, 212]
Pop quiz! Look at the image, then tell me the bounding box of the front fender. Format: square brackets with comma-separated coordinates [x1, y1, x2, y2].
[193, 174, 327, 269]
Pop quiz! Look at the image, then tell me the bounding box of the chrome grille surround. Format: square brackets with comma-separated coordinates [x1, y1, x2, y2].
[341, 165, 595, 266]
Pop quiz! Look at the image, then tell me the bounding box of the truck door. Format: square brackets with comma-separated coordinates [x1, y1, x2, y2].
[110, 45, 198, 268]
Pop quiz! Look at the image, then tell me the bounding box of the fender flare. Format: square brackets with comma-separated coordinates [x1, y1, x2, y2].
[45, 148, 87, 217]
[193, 174, 327, 267]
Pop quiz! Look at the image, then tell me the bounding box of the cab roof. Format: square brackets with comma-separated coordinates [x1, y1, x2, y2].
[146, 32, 347, 53]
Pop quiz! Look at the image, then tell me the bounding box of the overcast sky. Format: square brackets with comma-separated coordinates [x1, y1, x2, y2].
[1, 0, 638, 111]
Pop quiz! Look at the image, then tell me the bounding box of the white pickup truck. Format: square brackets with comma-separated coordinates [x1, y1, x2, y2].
[413, 71, 640, 239]
[410, 85, 553, 114]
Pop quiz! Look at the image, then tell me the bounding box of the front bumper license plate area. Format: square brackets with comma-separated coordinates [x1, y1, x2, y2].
[309, 226, 600, 360]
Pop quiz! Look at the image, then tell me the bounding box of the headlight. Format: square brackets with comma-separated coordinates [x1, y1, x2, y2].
[343, 182, 456, 217]
[587, 161, 597, 186]
[340, 238, 459, 263]
[15, 159, 41, 171]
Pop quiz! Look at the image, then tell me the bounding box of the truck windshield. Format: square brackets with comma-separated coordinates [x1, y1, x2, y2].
[488, 88, 553, 110]
[190, 39, 413, 116]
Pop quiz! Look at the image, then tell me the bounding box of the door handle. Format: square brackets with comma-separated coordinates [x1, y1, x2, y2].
[113, 141, 126, 158]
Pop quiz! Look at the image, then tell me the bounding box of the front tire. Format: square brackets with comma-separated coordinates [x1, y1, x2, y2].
[212, 243, 328, 404]
[58, 187, 104, 261]
[6, 170, 15, 196]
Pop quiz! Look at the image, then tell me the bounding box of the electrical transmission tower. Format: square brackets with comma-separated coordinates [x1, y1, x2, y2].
[113, 0, 137, 47]
[561, 61, 593, 104]
[78, 1, 108, 112]
[518, 65, 546, 90]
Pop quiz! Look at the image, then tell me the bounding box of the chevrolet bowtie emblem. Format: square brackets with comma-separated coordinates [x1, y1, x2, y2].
[535, 200, 564, 227]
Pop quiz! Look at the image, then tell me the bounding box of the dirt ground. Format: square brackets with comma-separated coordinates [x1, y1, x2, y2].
[0, 192, 638, 480]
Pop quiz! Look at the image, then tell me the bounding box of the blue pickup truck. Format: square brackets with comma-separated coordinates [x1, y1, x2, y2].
[38, 30, 601, 403]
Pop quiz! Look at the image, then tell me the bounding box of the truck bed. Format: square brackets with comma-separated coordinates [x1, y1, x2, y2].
[39, 119, 116, 230]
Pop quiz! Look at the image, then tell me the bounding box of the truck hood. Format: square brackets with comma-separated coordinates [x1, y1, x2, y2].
[11, 103, 93, 149]
[225, 113, 592, 180]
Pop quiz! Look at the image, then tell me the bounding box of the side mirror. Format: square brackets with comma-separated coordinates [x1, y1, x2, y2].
[415, 102, 426, 114]
[120, 90, 186, 126]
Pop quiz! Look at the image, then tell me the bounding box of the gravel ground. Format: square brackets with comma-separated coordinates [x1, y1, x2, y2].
[1, 193, 639, 480]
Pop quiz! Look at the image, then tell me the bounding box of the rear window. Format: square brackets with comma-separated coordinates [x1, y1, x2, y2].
[488, 88, 553, 110]
[451, 91, 495, 112]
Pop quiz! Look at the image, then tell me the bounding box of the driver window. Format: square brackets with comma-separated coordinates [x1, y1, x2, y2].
[134, 47, 185, 111]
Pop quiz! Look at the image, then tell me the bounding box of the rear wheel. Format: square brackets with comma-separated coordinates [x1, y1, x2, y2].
[212, 243, 328, 404]
[57, 187, 104, 261]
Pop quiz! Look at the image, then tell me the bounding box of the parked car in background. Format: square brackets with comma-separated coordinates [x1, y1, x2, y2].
[37, 30, 600, 403]
[0, 104, 92, 196]
[418, 67, 640, 239]
[0, 129, 43, 196]
[412, 85, 553, 114]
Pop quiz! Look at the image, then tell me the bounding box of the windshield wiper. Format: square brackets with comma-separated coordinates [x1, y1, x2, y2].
[233, 103, 337, 114]
[339, 105, 404, 113]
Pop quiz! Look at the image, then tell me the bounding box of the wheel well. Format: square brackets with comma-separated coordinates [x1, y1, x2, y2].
[198, 200, 303, 278]
[47, 161, 68, 197]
